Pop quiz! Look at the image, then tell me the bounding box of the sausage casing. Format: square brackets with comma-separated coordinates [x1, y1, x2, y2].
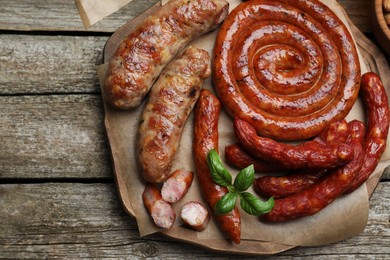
[234, 118, 354, 170]
[193, 89, 241, 244]
[254, 120, 365, 199]
[138, 47, 211, 183]
[213, 0, 360, 140]
[105, 0, 229, 109]
[346, 72, 390, 193]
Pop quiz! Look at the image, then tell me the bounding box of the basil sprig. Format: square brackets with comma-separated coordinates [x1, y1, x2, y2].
[207, 149, 274, 216]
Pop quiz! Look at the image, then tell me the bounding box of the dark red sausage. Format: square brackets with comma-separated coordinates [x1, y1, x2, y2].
[226, 119, 350, 173]
[262, 141, 364, 222]
[193, 89, 241, 244]
[213, 0, 360, 140]
[234, 118, 354, 170]
[225, 144, 286, 173]
[346, 72, 390, 193]
[255, 120, 365, 198]
[142, 183, 176, 229]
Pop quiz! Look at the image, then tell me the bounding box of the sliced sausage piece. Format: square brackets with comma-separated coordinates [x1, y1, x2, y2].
[105, 0, 229, 109]
[181, 201, 210, 231]
[138, 46, 211, 183]
[193, 89, 241, 244]
[161, 169, 194, 203]
[142, 183, 176, 229]
[234, 117, 354, 170]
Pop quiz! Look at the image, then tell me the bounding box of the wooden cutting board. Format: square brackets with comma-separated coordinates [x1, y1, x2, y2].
[102, 1, 390, 255]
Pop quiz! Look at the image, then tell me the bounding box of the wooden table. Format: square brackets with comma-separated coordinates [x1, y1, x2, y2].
[1, 0, 389, 258]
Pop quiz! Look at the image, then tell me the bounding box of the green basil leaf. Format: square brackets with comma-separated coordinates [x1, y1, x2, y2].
[214, 192, 238, 215]
[239, 192, 275, 216]
[207, 149, 232, 187]
[234, 164, 255, 192]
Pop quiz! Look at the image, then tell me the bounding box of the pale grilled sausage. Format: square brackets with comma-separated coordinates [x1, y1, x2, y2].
[105, 0, 229, 109]
[138, 47, 211, 183]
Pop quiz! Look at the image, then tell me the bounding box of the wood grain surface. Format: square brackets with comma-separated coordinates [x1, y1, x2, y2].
[0, 0, 389, 258]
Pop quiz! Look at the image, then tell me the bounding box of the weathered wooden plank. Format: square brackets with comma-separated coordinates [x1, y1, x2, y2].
[0, 94, 389, 180]
[0, 94, 111, 179]
[338, 0, 372, 34]
[0, 182, 388, 258]
[0, 0, 158, 32]
[0, 34, 106, 94]
[0, 0, 374, 33]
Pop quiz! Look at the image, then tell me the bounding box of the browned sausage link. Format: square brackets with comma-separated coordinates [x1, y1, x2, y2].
[254, 120, 365, 198]
[105, 0, 229, 109]
[234, 118, 354, 170]
[193, 89, 241, 244]
[161, 169, 194, 203]
[138, 47, 211, 183]
[262, 141, 364, 222]
[213, 0, 360, 140]
[142, 183, 176, 229]
[346, 72, 390, 193]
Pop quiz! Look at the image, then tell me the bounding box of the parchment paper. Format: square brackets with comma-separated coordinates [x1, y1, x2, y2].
[75, 0, 135, 29]
[97, 0, 390, 247]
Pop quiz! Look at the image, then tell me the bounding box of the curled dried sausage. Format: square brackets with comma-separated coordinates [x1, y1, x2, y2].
[193, 89, 241, 244]
[213, 0, 360, 140]
[234, 118, 354, 170]
[255, 120, 365, 198]
[346, 72, 390, 193]
[105, 0, 229, 109]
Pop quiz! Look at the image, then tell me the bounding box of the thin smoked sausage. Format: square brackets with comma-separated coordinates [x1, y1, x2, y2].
[346, 72, 390, 193]
[234, 118, 354, 170]
[193, 89, 241, 244]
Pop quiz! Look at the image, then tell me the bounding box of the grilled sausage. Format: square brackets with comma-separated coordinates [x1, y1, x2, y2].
[105, 0, 229, 109]
[193, 89, 241, 244]
[138, 46, 211, 183]
[213, 0, 360, 140]
[161, 169, 194, 203]
[346, 72, 390, 193]
[142, 183, 176, 229]
[234, 118, 354, 170]
[181, 201, 210, 231]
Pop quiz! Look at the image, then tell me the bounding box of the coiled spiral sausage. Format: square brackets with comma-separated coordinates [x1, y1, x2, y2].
[213, 0, 361, 140]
